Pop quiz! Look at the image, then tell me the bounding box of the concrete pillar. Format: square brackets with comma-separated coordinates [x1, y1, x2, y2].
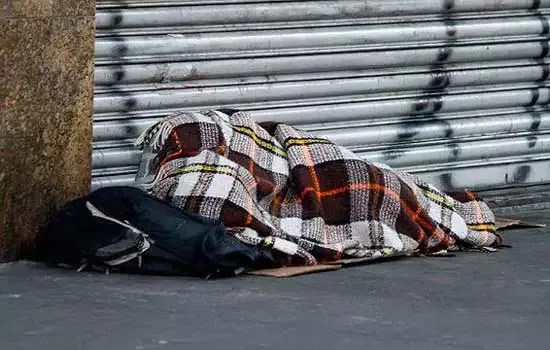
[0, 1, 95, 261]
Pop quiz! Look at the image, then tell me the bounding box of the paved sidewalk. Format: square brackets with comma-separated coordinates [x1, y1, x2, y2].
[1, 211, 549, 350]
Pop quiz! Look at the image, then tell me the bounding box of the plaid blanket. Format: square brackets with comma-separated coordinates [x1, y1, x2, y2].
[134, 109, 500, 265]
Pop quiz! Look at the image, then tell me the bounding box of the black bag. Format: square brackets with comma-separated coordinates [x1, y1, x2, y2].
[37, 186, 274, 278]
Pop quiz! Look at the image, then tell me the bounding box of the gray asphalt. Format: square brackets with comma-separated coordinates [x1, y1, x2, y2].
[1, 211, 549, 350]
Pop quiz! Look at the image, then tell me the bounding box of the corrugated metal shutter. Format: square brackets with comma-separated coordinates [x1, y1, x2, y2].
[93, 0, 550, 191]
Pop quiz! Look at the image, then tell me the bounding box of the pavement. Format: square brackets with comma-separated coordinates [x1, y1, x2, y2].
[1, 210, 549, 350]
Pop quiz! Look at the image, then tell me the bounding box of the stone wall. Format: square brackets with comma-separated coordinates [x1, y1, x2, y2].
[0, 1, 95, 261]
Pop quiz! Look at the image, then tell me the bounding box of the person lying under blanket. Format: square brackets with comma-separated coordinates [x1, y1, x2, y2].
[37, 109, 502, 278]
[133, 109, 501, 266]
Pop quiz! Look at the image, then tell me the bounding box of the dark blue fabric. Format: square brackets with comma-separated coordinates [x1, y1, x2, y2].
[38, 186, 274, 277]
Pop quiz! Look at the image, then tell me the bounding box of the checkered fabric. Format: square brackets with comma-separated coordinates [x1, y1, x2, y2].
[134, 109, 500, 265]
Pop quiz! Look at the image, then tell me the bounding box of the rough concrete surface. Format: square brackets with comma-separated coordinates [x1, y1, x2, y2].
[1, 211, 548, 350]
[0, 1, 95, 260]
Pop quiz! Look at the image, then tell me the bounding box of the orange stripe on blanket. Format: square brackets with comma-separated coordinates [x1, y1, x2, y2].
[298, 183, 453, 246]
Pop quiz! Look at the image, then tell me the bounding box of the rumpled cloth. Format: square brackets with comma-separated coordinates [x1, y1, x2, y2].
[134, 109, 500, 265]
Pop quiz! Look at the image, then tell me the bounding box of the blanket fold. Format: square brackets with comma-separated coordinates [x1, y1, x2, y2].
[135, 109, 499, 266]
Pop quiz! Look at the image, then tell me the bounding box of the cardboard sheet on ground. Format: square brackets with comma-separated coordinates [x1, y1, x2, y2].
[248, 218, 544, 278]
[495, 217, 546, 230]
[247, 255, 407, 278]
[247, 264, 341, 277]
[250, 218, 546, 278]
